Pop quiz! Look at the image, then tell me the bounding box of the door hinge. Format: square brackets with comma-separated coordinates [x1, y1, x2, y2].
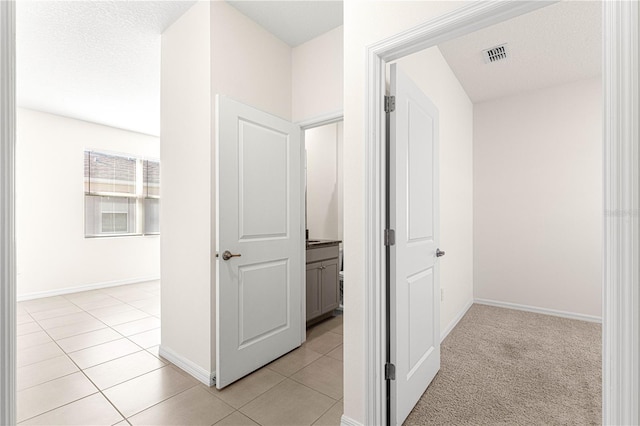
[384, 229, 396, 246]
[384, 95, 395, 113]
[385, 362, 396, 380]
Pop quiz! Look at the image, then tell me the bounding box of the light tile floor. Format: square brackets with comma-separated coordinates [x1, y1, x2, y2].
[17, 281, 344, 425]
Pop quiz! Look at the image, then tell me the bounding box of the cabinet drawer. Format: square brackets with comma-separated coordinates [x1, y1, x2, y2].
[306, 245, 339, 263]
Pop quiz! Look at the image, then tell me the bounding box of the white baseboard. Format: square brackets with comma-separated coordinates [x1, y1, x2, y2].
[158, 345, 215, 387]
[16, 275, 160, 301]
[340, 414, 364, 426]
[474, 298, 602, 323]
[441, 298, 473, 342]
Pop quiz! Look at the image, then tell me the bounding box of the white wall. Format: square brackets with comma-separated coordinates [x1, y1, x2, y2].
[343, 2, 470, 422]
[474, 77, 602, 318]
[292, 26, 343, 123]
[305, 122, 343, 241]
[160, 1, 213, 373]
[394, 46, 474, 337]
[211, 1, 292, 122]
[16, 108, 160, 299]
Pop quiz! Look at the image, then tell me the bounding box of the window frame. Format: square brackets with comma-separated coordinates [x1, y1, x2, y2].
[84, 149, 160, 238]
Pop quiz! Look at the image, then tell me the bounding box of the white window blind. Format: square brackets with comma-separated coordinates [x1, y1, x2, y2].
[84, 150, 160, 237]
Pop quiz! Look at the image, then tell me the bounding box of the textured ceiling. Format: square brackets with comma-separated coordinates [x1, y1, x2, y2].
[17, 1, 341, 136]
[438, 1, 601, 104]
[226, 1, 343, 47]
[18, 1, 594, 136]
[17, 1, 196, 136]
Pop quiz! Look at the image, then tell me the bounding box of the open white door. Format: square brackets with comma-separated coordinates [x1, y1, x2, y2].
[388, 64, 441, 425]
[216, 95, 303, 389]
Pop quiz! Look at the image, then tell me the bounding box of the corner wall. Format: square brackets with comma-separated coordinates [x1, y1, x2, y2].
[16, 108, 160, 299]
[161, 0, 338, 380]
[473, 78, 603, 318]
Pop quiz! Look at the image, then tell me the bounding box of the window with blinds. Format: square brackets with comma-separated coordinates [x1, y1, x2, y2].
[84, 150, 160, 237]
[143, 159, 160, 234]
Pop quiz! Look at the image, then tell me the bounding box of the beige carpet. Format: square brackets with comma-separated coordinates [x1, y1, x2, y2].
[404, 304, 601, 425]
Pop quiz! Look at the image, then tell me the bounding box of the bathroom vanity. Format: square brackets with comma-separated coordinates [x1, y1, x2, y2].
[305, 239, 341, 326]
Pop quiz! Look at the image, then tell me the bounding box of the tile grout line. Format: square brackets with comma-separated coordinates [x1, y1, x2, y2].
[210, 410, 241, 426]
[17, 320, 114, 424]
[15, 282, 160, 423]
[62, 286, 163, 422]
[223, 373, 289, 413]
[15, 340, 65, 369]
[310, 398, 342, 426]
[16, 367, 80, 394]
[286, 360, 342, 402]
[56, 294, 161, 354]
[20, 285, 343, 426]
[15, 331, 52, 349]
[89, 286, 159, 310]
[63, 295, 153, 330]
[15, 391, 104, 424]
[15, 348, 165, 395]
[122, 381, 204, 423]
[18, 293, 159, 424]
[15, 323, 44, 338]
[61, 285, 158, 312]
[235, 374, 339, 426]
[231, 355, 341, 425]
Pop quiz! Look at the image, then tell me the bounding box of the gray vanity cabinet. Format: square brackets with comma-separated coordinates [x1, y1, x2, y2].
[306, 262, 323, 321]
[320, 258, 339, 311]
[306, 244, 340, 324]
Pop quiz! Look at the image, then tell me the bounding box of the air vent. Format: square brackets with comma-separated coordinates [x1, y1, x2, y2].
[482, 44, 508, 64]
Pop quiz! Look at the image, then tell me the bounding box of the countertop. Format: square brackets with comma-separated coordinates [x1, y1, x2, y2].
[306, 239, 341, 249]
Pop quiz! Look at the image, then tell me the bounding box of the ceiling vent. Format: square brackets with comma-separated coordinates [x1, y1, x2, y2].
[482, 44, 509, 64]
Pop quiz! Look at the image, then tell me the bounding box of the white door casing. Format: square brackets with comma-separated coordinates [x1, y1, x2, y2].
[215, 95, 302, 389]
[388, 64, 441, 426]
[0, 2, 16, 425]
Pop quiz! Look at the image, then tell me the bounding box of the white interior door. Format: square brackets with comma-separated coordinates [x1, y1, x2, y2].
[216, 95, 303, 389]
[388, 64, 441, 425]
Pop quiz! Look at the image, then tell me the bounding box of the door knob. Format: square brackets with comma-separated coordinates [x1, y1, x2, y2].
[222, 250, 242, 261]
[436, 249, 445, 257]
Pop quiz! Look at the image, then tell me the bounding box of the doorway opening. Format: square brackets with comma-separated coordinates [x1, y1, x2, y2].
[303, 120, 345, 325]
[365, 1, 637, 425]
[8, 2, 189, 424]
[385, 2, 602, 422]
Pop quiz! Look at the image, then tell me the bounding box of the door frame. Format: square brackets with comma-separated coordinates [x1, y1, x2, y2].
[0, 1, 16, 424]
[297, 110, 344, 343]
[363, 1, 639, 425]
